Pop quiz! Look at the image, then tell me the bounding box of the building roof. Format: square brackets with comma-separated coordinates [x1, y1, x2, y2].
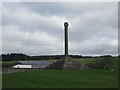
[17, 61, 51, 65]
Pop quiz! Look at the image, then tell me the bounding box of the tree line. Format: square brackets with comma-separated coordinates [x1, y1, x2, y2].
[0, 53, 115, 61]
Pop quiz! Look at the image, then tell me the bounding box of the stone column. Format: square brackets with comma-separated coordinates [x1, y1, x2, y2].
[64, 22, 69, 60]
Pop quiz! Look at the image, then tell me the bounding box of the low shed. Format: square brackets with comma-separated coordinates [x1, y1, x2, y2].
[13, 61, 51, 69]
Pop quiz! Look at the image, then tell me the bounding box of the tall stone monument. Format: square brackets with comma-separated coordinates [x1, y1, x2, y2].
[47, 22, 90, 70]
[64, 22, 69, 61]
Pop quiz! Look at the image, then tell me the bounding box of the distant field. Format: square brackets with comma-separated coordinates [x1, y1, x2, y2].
[0, 61, 18, 64]
[1, 60, 57, 68]
[2, 70, 118, 88]
[1, 60, 57, 64]
[2, 57, 118, 71]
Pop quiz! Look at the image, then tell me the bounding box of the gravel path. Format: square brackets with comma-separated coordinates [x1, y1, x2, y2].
[2, 68, 43, 74]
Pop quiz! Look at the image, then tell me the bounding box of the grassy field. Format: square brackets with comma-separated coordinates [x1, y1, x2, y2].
[2, 70, 118, 88]
[2, 57, 118, 88]
[1, 60, 57, 64]
[73, 57, 118, 71]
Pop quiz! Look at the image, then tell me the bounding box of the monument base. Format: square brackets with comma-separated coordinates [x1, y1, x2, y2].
[46, 57, 90, 70]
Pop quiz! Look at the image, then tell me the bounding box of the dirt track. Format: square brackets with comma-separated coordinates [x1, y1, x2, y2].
[2, 68, 43, 74]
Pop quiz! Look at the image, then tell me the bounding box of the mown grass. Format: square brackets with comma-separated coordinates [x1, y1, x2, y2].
[2, 70, 118, 88]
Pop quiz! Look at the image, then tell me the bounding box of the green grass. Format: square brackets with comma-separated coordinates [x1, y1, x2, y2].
[73, 57, 118, 71]
[0, 61, 18, 64]
[73, 58, 103, 64]
[2, 70, 118, 88]
[2, 57, 118, 88]
[1, 60, 57, 64]
[105, 57, 118, 71]
[41, 60, 57, 63]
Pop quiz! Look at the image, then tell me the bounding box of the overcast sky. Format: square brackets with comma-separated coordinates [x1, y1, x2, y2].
[2, 2, 118, 56]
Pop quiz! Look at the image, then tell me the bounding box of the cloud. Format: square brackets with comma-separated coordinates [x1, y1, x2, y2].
[2, 24, 64, 55]
[69, 37, 118, 55]
[2, 2, 118, 55]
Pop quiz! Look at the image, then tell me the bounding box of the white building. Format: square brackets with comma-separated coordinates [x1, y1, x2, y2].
[12, 61, 51, 69]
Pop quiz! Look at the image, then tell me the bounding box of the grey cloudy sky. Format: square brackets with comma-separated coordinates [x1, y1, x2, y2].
[2, 2, 118, 56]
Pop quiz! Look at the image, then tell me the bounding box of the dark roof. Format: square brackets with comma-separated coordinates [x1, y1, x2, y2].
[17, 61, 51, 65]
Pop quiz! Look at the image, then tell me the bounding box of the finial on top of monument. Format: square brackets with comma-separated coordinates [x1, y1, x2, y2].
[64, 22, 69, 27]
